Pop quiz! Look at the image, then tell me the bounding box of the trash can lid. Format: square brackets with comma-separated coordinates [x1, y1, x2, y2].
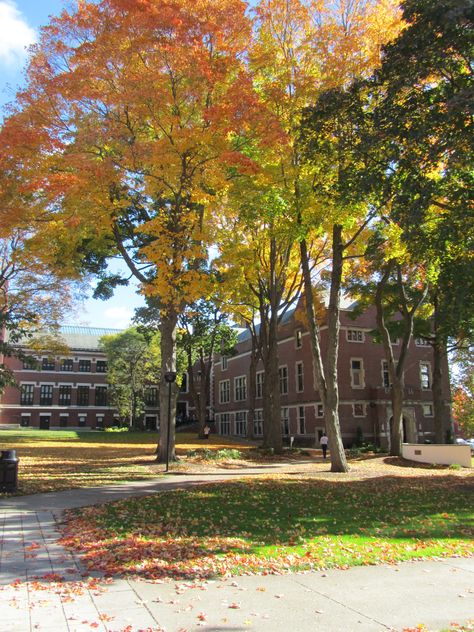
[1, 449, 17, 459]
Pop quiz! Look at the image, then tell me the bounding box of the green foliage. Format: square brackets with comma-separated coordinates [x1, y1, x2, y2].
[100, 327, 161, 427]
[187, 448, 242, 461]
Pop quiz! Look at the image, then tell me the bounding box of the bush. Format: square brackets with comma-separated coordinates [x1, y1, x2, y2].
[104, 427, 130, 433]
[449, 463, 462, 470]
[187, 448, 242, 461]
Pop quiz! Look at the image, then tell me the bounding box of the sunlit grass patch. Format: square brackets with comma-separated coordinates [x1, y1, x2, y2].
[0, 430, 253, 494]
[59, 476, 474, 580]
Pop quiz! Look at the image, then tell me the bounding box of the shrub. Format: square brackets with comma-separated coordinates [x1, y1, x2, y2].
[187, 448, 242, 461]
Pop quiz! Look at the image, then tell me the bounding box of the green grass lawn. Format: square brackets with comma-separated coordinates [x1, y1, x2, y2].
[0, 429, 255, 494]
[60, 474, 474, 580]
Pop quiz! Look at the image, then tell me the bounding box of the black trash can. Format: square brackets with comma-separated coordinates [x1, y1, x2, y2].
[0, 449, 19, 492]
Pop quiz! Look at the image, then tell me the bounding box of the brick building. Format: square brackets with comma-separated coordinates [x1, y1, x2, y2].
[212, 302, 451, 449]
[0, 326, 162, 430]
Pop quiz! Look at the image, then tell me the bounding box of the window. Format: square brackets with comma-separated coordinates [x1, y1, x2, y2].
[347, 329, 364, 342]
[60, 358, 74, 372]
[221, 356, 228, 370]
[279, 366, 288, 395]
[298, 406, 306, 434]
[39, 385, 53, 405]
[256, 371, 264, 399]
[423, 404, 433, 417]
[78, 359, 91, 372]
[353, 403, 366, 417]
[219, 379, 230, 404]
[95, 386, 107, 406]
[415, 337, 430, 347]
[20, 384, 34, 405]
[23, 356, 37, 370]
[296, 362, 304, 392]
[316, 403, 324, 418]
[220, 413, 231, 436]
[58, 385, 72, 406]
[382, 361, 391, 388]
[78, 414, 87, 427]
[96, 360, 107, 373]
[180, 373, 188, 393]
[254, 409, 263, 436]
[59, 414, 68, 428]
[234, 376, 247, 401]
[390, 336, 399, 345]
[77, 385, 90, 406]
[281, 407, 289, 436]
[420, 362, 431, 389]
[41, 357, 55, 371]
[235, 411, 247, 436]
[96, 415, 105, 428]
[350, 359, 364, 388]
[145, 387, 158, 406]
[295, 329, 302, 349]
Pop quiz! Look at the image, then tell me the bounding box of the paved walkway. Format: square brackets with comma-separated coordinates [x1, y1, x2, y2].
[1, 473, 473, 632]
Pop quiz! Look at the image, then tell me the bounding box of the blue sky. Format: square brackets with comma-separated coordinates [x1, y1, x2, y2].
[0, 0, 143, 329]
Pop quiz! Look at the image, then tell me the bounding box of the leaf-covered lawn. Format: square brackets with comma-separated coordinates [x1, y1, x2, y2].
[59, 474, 474, 580]
[0, 430, 254, 495]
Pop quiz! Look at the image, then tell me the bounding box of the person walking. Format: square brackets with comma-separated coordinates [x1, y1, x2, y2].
[320, 432, 329, 459]
[203, 424, 211, 439]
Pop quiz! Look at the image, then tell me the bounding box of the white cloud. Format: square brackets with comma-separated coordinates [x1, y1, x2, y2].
[103, 306, 134, 329]
[0, 1, 36, 67]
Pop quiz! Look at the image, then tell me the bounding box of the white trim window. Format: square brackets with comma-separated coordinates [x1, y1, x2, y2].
[298, 405, 306, 434]
[346, 329, 364, 342]
[353, 403, 366, 417]
[219, 379, 230, 404]
[295, 329, 303, 349]
[221, 355, 228, 370]
[234, 375, 247, 401]
[420, 362, 431, 389]
[235, 411, 247, 436]
[220, 413, 231, 435]
[382, 360, 391, 388]
[256, 371, 264, 399]
[20, 383, 35, 406]
[279, 366, 288, 395]
[315, 403, 324, 418]
[295, 361, 304, 393]
[422, 404, 433, 417]
[350, 358, 365, 388]
[415, 337, 431, 347]
[254, 409, 263, 436]
[281, 407, 289, 436]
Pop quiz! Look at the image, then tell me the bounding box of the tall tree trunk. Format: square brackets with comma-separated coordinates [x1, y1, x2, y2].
[261, 311, 283, 453]
[432, 299, 451, 443]
[389, 377, 405, 456]
[246, 339, 258, 441]
[157, 310, 178, 463]
[300, 227, 348, 473]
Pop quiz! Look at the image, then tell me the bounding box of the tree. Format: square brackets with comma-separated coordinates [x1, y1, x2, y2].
[0, 231, 82, 391]
[100, 328, 161, 428]
[0, 0, 255, 462]
[179, 299, 237, 437]
[452, 350, 474, 438]
[366, 0, 474, 442]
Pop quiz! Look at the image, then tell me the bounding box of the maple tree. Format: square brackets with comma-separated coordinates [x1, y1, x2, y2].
[0, 0, 255, 462]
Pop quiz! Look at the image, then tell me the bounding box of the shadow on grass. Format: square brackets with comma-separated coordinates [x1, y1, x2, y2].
[58, 474, 474, 581]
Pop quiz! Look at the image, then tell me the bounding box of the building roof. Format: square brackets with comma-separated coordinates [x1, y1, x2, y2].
[58, 326, 123, 351]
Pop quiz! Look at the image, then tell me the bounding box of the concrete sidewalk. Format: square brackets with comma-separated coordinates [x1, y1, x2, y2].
[1, 474, 473, 632]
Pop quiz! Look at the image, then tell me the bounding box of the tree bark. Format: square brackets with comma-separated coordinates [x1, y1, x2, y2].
[432, 299, 451, 443]
[299, 227, 348, 473]
[156, 310, 178, 463]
